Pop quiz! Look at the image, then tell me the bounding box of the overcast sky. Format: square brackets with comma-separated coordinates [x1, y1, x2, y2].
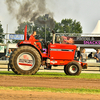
[0, 0, 100, 34]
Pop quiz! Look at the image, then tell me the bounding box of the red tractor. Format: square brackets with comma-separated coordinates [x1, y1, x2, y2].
[9, 26, 87, 75]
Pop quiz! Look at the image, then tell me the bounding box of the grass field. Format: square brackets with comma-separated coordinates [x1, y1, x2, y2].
[0, 71, 100, 79]
[1, 71, 100, 94]
[0, 86, 100, 94]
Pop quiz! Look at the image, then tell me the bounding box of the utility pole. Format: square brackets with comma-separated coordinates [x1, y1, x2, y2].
[45, 24, 46, 42]
[6, 24, 8, 44]
[44, 14, 49, 42]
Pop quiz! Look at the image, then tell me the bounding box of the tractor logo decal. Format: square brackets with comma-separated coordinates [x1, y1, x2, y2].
[18, 54, 33, 66]
[19, 59, 33, 66]
[23, 55, 29, 60]
[50, 60, 57, 64]
[19, 59, 33, 63]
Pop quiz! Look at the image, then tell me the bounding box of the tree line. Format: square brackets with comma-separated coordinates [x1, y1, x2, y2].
[0, 16, 82, 43]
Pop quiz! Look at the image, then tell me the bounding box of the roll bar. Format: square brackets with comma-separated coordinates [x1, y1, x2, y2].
[52, 30, 55, 44]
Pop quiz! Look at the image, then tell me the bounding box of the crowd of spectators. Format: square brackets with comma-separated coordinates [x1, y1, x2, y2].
[74, 47, 100, 63]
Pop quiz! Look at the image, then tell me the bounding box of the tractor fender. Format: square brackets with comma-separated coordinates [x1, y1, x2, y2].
[18, 44, 43, 59]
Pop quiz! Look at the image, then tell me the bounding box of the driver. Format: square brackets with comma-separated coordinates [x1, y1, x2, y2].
[29, 31, 44, 52]
[61, 36, 74, 44]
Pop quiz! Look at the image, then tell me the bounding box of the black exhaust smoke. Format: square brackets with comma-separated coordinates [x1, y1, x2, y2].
[5, 0, 54, 27]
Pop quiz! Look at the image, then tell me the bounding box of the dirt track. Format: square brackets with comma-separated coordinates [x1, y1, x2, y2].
[0, 76, 100, 100]
[0, 90, 100, 100]
[1, 76, 100, 89]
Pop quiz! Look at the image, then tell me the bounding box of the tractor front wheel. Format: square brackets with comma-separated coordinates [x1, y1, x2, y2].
[64, 61, 82, 75]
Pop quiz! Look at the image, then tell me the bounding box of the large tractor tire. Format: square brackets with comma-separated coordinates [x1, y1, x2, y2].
[64, 61, 82, 75]
[9, 46, 41, 75]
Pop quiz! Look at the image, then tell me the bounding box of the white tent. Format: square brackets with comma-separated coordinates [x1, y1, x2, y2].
[91, 20, 100, 34]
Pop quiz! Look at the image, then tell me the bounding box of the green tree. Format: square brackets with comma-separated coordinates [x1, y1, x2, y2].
[33, 15, 55, 41]
[14, 18, 82, 43]
[12, 22, 33, 43]
[15, 22, 33, 35]
[7, 40, 11, 43]
[0, 21, 4, 43]
[54, 19, 82, 34]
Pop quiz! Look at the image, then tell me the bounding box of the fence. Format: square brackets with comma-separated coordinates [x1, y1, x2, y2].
[0, 60, 10, 71]
[0, 33, 100, 72]
[0, 33, 18, 71]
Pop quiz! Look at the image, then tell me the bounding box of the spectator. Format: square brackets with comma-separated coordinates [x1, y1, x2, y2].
[74, 47, 80, 61]
[94, 49, 100, 63]
[80, 49, 88, 62]
[5, 49, 12, 60]
[88, 52, 93, 58]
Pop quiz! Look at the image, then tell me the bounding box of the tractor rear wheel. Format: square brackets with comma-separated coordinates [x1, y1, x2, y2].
[64, 61, 82, 75]
[9, 46, 41, 75]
